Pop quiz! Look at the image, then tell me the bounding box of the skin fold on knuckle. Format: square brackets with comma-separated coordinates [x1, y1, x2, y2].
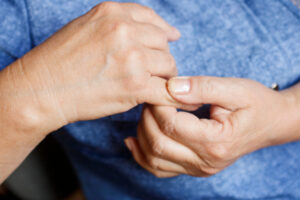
[125, 47, 144, 67]
[148, 137, 165, 157]
[160, 119, 176, 138]
[86, 2, 122, 21]
[205, 143, 231, 162]
[189, 158, 219, 177]
[147, 156, 162, 170]
[193, 77, 216, 102]
[94, 2, 121, 15]
[154, 109, 176, 137]
[110, 20, 133, 41]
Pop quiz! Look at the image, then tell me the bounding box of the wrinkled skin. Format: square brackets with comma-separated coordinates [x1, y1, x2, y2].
[126, 76, 300, 178]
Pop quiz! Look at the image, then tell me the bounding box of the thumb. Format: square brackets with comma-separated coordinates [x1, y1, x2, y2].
[167, 76, 248, 110]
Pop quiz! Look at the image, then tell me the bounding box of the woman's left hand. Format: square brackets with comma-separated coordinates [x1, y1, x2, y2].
[125, 76, 300, 177]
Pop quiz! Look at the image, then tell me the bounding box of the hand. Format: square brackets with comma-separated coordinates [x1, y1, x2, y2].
[125, 76, 298, 178]
[8, 2, 183, 130]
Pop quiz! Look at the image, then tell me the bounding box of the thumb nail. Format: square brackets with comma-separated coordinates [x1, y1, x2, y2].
[168, 77, 191, 95]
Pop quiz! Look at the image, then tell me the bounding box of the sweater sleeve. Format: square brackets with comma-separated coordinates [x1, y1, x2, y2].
[0, 0, 32, 70]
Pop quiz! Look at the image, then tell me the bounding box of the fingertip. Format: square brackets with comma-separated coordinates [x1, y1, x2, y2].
[174, 27, 181, 37]
[126, 138, 145, 166]
[124, 137, 135, 152]
[168, 27, 181, 41]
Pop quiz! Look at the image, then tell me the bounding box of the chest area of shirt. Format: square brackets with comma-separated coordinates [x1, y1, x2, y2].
[28, 0, 300, 88]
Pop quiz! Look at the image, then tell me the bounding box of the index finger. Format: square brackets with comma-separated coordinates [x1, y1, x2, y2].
[150, 105, 223, 151]
[138, 76, 200, 111]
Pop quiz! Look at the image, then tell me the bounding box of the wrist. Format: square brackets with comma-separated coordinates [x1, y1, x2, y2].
[0, 58, 67, 138]
[273, 85, 300, 144]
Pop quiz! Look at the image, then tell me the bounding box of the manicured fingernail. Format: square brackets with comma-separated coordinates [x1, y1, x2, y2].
[124, 138, 133, 151]
[168, 77, 191, 95]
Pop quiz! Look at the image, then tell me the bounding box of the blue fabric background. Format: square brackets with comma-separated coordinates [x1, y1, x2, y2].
[1, 0, 300, 199]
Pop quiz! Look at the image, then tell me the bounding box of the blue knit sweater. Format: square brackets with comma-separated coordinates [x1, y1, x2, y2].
[1, 0, 300, 199]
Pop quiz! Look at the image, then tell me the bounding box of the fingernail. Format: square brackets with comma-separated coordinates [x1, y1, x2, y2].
[124, 138, 133, 151]
[168, 77, 191, 95]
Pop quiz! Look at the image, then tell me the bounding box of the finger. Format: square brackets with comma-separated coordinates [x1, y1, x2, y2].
[137, 120, 188, 174]
[150, 105, 223, 151]
[125, 137, 179, 178]
[210, 105, 231, 120]
[167, 76, 250, 111]
[138, 76, 198, 111]
[123, 3, 180, 41]
[138, 106, 210, 175]
[137, 106, 211, 177]
[134, 22, 170, 50]
[144, 49, 177, 79]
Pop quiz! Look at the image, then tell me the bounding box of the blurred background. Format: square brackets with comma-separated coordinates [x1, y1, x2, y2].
[0, 129, 85, 200]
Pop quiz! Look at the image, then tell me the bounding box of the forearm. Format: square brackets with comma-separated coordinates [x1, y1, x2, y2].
[0, 58, 64, 183]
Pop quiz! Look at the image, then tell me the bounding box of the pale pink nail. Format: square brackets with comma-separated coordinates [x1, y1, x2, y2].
[168, 77, 191, 95]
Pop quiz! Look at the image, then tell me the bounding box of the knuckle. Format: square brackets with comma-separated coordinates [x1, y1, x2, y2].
[194, 77, 215, 100]
[190, 160, 219, 176]
[202, 79, 215, 98]
[95, 1, 120, 14]
[111, 21, 131, 39]
[143, 7, 156, 18]
[191, 160, 204, 172]
[149, 138, 165, 156]
[207, 144, 229, 160]
[201, 167, 220, 176]
[126, 48, 143, 65]
[123, 75, 146, 91]
[121, 73, 149, 93]
[147, 157, 160, 170]
[160, 118, 175, 136]
[226, 115, 237, 135]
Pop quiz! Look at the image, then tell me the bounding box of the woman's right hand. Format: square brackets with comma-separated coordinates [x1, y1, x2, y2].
[1, 2, 183, 133]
